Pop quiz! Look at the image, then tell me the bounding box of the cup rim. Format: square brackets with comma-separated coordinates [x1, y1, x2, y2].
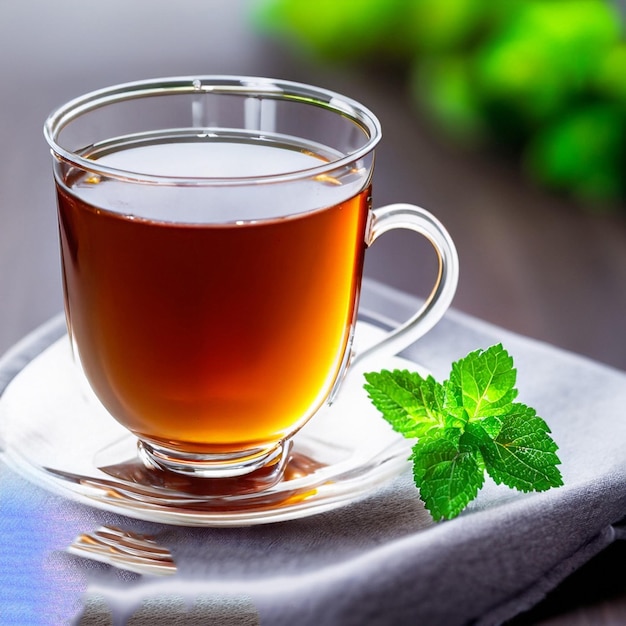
[43, 75, 382, 187]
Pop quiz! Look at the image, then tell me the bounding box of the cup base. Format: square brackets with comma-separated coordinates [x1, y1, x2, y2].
[136, 438, 292, 489]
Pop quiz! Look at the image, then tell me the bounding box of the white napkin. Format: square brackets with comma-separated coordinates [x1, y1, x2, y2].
[2, 280, 626, 626]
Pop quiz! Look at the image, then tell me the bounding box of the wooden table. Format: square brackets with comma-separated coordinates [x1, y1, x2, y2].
[1, 2, 625, 623]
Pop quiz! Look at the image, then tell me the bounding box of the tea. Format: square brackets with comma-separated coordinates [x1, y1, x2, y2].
[56, 135, 370, 454]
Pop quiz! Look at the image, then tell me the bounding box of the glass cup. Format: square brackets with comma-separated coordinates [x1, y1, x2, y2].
[44, 76, 458, 486]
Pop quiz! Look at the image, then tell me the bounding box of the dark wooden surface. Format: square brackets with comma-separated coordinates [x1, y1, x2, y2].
[1, 2, 625, 624]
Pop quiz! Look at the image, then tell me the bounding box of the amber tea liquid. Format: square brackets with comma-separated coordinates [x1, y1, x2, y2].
[56, 133, 370, 454]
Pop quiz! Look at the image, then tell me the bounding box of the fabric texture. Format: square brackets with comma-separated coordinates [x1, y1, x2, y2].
[2, 279, 626, 626]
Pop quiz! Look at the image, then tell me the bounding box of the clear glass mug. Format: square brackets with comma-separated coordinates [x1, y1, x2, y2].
[44, 76, 459, 484]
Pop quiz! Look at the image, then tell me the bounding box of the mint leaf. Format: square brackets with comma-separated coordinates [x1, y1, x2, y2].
[364, 344, 563, 520]
[449, 343, 518, 420]
[363, 370, 447, 439]
[411, 429, 485, 521]
[479, 404, 563, 492]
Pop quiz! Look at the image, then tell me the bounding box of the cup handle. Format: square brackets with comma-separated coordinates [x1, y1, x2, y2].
[352, 203, 459, 367]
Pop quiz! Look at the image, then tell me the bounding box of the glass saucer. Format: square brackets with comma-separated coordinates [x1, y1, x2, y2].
[0, 320, 425, 527]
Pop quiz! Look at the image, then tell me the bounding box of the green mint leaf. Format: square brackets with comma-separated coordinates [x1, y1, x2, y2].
[411, 429, 485, 521]
[363, 369, 446, 439]
[449, 343, 518, 422]
[478, 404, 564, 492]
[364, 343, 563, 521]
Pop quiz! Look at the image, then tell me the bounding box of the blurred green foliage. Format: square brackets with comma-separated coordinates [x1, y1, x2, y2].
[253, 0, 626, 211]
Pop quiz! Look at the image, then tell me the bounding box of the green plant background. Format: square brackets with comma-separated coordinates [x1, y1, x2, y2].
[253, 0, 626, 213]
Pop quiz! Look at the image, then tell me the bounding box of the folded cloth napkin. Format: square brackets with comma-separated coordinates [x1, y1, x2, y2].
[2, 279, 626, 626]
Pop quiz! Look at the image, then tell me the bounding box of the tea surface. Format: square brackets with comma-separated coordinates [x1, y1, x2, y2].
[57, 136, 370, 452]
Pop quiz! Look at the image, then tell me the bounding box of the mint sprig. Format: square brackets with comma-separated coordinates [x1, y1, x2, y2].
[364, 343, 563, 521]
